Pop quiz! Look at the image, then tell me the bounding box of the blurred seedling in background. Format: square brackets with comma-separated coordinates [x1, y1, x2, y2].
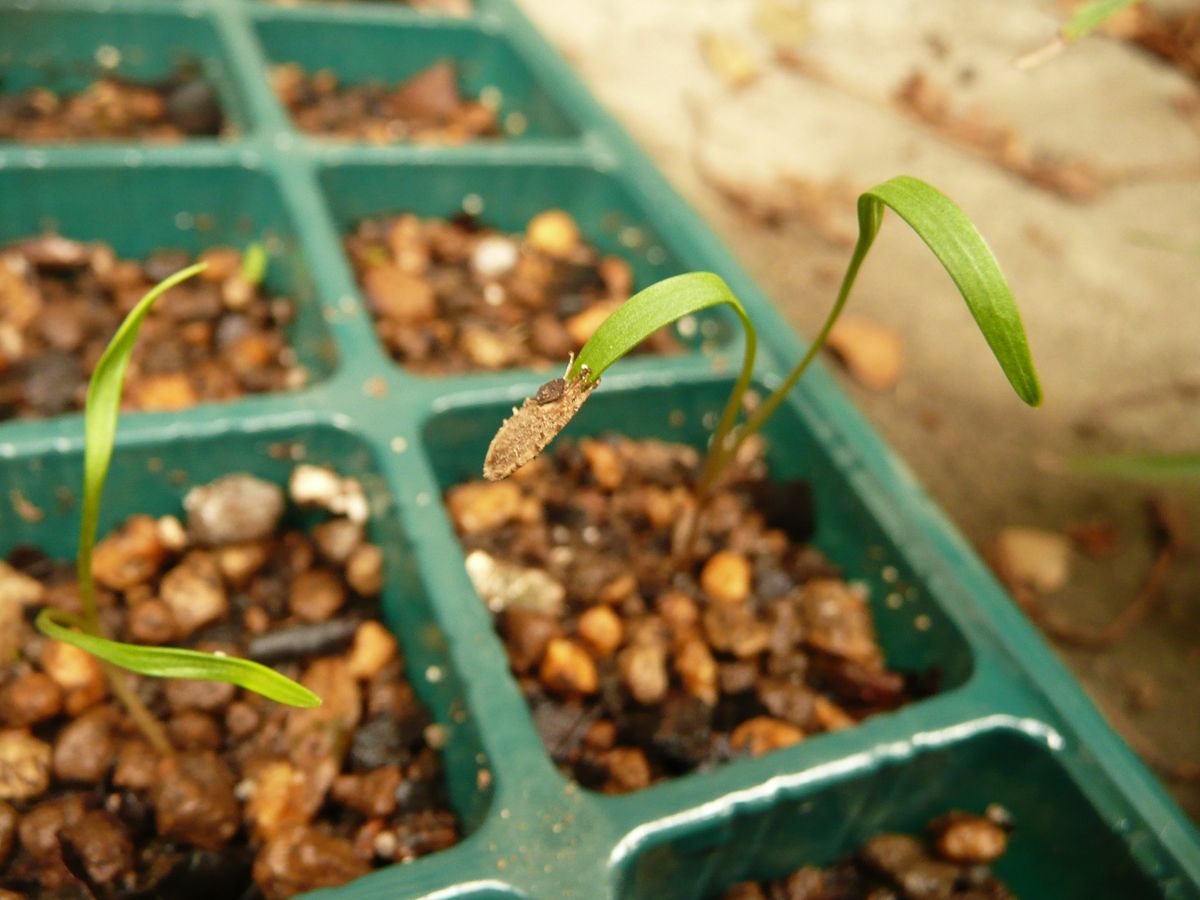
[485, 175, 1043, 550]
[35, 261, 319, 757]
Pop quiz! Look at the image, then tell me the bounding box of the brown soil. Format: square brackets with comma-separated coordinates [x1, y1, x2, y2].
[347, 210, 677, 375]
[0, 70, 225, 143]
[0, 467, 457, 898]
[721, 808, 1014, 899]
[447, 436, 927, 794]
[272, 61, 502, 144]
[0, 237, 304, 422]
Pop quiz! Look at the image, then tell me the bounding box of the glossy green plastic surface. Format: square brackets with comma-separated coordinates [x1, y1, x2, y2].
[0, 0, 1197, 898]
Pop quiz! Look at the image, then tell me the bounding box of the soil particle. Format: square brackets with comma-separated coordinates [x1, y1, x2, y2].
[127, 598, 180, 644]
[0, 672, 62, 727]
[577, 605, 623, 658]
[345, 621, 398, 681]
[165, 677, 236, 714]
[313, 518, 365, 566]
[185, 475, 286, 546]
[245, 759, 327, 841]
[700, 550, 754, 605]
[465, 549, 565, 617]
[113, 739, 157, 792]
[800, 579, 883, 669]
[61, 809, 133, 887]
[153, 752, 240, 849]
[52, 706, 117, 784]
[346, 544, 385, 597]
[931, 812, 1008, 864]
[729, 716, 804, 757]
[160, 551, 229, 637]
[92, 514, 167, 591]
[619, 641, 670, 705]
[0, 803, 13, 869]
[17, 793, 85, 888]
[0, 729, 52, 801]
[331, 765, 401, 818]
[540, 638, 599, 696]
[0, 562, 44, 608]
[501, 608, 562, 674]
[252, 825, 371, 900]
[289, 568, 348, 623]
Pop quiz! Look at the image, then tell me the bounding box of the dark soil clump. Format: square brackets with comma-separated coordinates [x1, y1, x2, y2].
[0, 70, 225, 142]
[721, 807, 1014, 899]
[0, 466, 458, 898]
[347, 209, 677, 375]
[448, 436, 927, 793]
[272, 60, 502, 144]
[0, 238, 304, 422]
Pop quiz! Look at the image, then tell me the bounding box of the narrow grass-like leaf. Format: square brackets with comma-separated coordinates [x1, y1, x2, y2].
[1063, 0, 1141, 41]
[1071, 451, 1200, 482]
[37, 609, 320, 707]
[76, 263, 207, 624]
[862, 176, 1041, 404]
[565, 272, 758, 476]
[242, 242, 268, 285]
[44, 261, 321, 711]
[716, 175, 1042, 479]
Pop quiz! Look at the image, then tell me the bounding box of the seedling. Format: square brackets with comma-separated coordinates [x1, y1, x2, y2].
[34, 262, 319, 755]
[486, 175, 1042, 498]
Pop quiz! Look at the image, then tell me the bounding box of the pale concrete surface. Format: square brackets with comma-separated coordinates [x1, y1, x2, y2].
[516, 0, 1200, 817]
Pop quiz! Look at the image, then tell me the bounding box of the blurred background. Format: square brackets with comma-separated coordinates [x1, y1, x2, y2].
[516, 0, 1200, 818]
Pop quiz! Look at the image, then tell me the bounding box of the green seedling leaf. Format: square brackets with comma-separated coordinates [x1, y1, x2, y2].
[37, 609, 320, 708]
[1071, 452, 1200, 482]
[1063, 0, 1141, 40]
[1015, 0, 1141, 68]
[242, 242, 269, 285]
[75, 263, 207, 622]
[41, 261, 320, 710]
[847, 176, 1041, 405]
[484, 176, 1040, 494]
[483, 272, 757, 480]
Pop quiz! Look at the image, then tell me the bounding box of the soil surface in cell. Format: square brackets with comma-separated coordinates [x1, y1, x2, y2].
[0, 466, 459, 898]
[273, 60, 503, 144]
[0, 69, 224, 142]
[721, 807, 1014, 899]
[0, 237, 304, 422]
[348, 209, 678, 375]
[448, 436, 931, 793]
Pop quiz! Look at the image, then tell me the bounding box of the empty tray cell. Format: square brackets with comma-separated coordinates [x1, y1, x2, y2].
[423, 377, 972, 793]
[0, 6, 246, 142]
[0, 424, 492, 896]
[0, 164, 335, 423]
[255, 17, 576, 143]
[320, 161, 716, 375]
[617, 729, 1163, 899]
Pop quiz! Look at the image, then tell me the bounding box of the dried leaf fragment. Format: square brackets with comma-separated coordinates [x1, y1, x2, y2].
[826, 315, 904, 390]
[700, 32, 760, 91]
[484, 369, 598, 481]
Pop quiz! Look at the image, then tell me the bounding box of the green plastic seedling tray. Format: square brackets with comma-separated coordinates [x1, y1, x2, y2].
[0, 0, 1197, 897]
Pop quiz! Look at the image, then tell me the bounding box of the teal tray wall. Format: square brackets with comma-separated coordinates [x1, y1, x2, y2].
[0, 0, 1197, 898]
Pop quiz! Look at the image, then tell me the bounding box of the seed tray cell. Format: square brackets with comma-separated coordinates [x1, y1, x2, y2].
[0, 0, 1197, 897]
[252, 14, 579, 140]
[0, 4, 250, 141]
